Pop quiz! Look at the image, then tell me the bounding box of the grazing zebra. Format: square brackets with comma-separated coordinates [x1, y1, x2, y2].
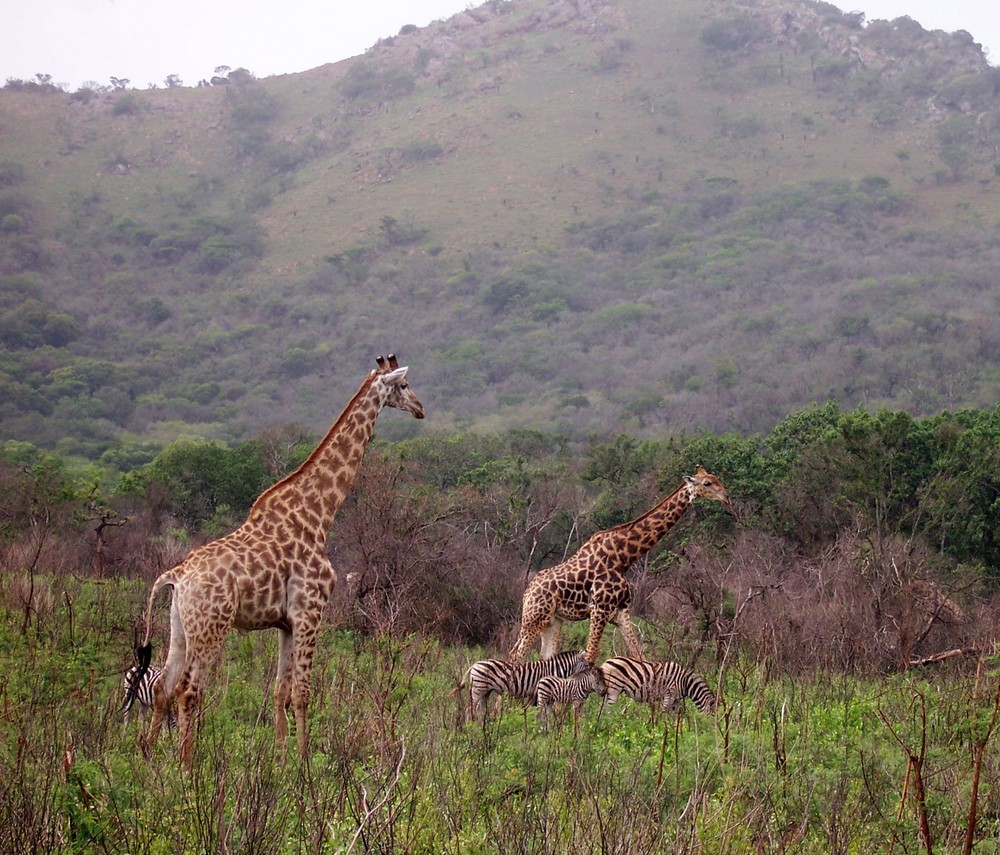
[598, 657, 717, 714]
[122, 665, 175, 727]
[536, 667, 606, 729]
[458, 651, 590, 721]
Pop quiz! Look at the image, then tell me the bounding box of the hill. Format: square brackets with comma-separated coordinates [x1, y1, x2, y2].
[1, 0, 999, 461]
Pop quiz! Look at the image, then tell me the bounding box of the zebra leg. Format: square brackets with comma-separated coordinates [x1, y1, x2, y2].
[470, 682, 489, 722]
[661, 692, 680, 713]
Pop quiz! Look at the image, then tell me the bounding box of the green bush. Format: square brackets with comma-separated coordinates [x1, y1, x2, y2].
[700, 16, 769, 53]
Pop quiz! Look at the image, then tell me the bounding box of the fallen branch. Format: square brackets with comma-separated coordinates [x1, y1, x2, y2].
[909, 647, 980, 667]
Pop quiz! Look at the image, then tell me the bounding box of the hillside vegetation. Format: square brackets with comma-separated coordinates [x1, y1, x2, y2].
[1, 0, 999, 460]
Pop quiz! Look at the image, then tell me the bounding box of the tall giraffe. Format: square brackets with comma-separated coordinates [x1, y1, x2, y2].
[508, 466, 730, 665]
[129, 354, 424, 766]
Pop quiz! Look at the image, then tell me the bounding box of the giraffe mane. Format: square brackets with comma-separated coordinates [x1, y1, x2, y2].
[602, 479, 688, 535]
[249, 369, 378, 513]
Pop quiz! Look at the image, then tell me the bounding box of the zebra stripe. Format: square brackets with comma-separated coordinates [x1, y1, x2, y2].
[122, 664, 160, 722]
[464, 651, 589, 720]
[122, 664, 177, 728]
[598, 657, 717, 714]
[536, 668, 606, 724]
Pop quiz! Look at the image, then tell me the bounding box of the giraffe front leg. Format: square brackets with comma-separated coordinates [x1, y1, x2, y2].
[614, 608, 644, 660]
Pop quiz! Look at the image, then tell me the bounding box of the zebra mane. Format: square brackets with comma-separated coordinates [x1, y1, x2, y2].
[679, 669, 718, 714]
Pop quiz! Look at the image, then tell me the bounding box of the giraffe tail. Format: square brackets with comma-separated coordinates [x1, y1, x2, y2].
[123, 571, 176, 714]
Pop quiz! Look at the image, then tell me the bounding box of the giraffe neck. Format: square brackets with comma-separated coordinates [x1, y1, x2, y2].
[248, 373, 382, 535]
[603, 481, 693, 564]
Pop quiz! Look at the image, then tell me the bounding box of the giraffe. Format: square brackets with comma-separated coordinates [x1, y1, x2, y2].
[508, 466, 730, 665]
[128, 354, 424, 767]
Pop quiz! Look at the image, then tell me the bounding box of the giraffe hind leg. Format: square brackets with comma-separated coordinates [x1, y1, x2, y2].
[509, 622, 543, 662]
[274, 629, 293, 760]
[291, 626, 319, 758]
[538, 619, 563, 660]
[175, 668, 203, 769]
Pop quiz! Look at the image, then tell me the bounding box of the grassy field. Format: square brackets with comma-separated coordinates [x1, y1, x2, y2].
[3, 573, 999, 853]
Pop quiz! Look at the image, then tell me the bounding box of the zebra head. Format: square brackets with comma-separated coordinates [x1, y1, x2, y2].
[584, 665, 607, 696]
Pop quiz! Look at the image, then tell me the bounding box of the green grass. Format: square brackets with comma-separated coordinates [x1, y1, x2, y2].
[3, 575, 999, 852]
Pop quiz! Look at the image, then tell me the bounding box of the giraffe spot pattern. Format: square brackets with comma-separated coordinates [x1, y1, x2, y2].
[136, 359, 425, 767]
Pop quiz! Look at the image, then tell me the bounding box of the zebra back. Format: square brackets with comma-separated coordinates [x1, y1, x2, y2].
[467, 651, 588, 718]
[599, 657, 717, 715]
[536, 667, 605, 706]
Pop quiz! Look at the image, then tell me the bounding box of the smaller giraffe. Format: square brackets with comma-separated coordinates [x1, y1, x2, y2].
[127, 355, 424, 767]
[509, 466, 730, 665]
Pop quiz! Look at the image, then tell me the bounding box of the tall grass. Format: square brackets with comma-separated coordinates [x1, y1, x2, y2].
[2, 575, 998, 853]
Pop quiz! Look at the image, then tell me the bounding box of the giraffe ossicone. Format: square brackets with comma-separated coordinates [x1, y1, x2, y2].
[127, 354, 424, 767]
[508, 466, 730, 665]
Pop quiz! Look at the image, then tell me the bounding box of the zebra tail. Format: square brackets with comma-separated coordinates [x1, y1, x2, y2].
[448, 666, 472, 697]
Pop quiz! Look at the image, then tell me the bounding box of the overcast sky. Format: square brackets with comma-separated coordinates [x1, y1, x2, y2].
[2, 0, 996, 91]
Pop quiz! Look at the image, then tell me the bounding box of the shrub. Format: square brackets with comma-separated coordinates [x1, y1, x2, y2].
[700, 16, 769, 53]
[111, 93, 141, 115]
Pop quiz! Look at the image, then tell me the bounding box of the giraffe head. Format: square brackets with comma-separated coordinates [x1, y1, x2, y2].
[374, 353, 425, 419]
[684, 465, 730, 507]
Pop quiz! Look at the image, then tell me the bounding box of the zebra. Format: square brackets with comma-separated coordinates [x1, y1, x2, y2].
[457, 651, 590, 721]
[535, 667, 606, 730]
[597, 657, 717, 715]
[122, 664, 176, 727]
